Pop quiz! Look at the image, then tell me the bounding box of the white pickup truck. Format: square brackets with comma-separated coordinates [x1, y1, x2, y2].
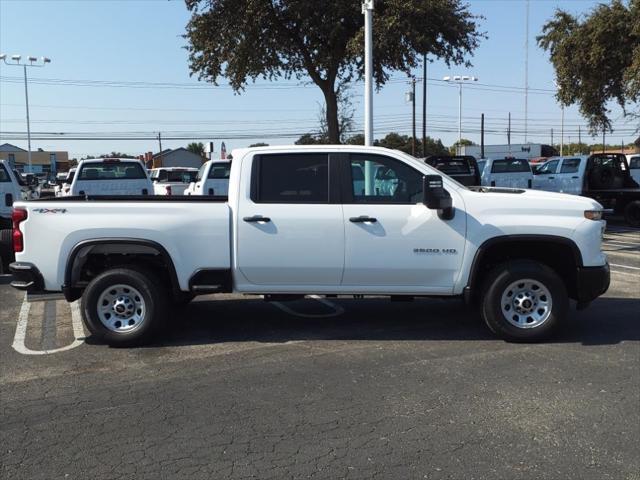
[9, 146, 610, 346]
[476, 157, 534, 189]
[69, 158, 153, 196]
[184, 160, 231, 196]
[150, 167, 198, 196]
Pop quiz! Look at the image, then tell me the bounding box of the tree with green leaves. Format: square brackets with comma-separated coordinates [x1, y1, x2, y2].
[537, 0, 639, 133]
[249, 142, 270, 147]
[184, 0, 484, 143]
[449, 138, 476, 155]
[186, 142, 205, 156]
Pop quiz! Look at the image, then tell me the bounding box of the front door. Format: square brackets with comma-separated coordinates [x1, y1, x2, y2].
[555, 157, 583, 195]
[532, 159, 560, 191]
[236, 153, 344, 287]
[341, 153, 466, 292]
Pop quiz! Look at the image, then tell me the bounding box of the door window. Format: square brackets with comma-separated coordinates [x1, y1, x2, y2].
[536, 160, 559, 175]
[629, 157, 640, 169]
[0, 164, 10, 182]
[208, 162, 231, 179]
[560, 158, 581, 173]
[348, 154, 423, 204]
[254, 154, 328, 203]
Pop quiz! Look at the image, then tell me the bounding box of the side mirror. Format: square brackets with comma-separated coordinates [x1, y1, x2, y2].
[423, 175, 455, 220]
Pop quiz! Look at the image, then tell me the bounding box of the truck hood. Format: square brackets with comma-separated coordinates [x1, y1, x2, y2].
[464, 186, 603, 211]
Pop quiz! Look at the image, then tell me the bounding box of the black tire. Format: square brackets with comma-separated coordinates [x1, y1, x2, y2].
[623, 200, 640, 228]
[481, 260, 569, 342]
[81, 267, 169, 347]
[0, 229, 14, 274]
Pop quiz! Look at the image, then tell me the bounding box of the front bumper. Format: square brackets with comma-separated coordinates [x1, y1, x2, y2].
[9, 262, 45, 292]
[576, 262, 610, 304]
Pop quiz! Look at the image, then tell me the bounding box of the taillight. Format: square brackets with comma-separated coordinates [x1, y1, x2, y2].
[165, 185, 172, 196]
[12, 208, 27, 253]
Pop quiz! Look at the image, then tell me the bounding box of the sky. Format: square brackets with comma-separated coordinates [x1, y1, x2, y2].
[0, 0, 636, 159]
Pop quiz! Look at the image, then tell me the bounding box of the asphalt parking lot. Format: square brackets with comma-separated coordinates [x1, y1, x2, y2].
[1, 223, 638, 479]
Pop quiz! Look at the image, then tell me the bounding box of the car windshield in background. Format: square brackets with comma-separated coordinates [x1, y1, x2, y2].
[433, 159, 471, 175]
[79, 162, 146, 180]
[152, 170, 197, 183]
[208, 163, 231, 179]
[491, 159, 530, 173]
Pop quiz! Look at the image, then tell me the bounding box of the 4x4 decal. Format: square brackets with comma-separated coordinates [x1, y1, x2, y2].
[33, 208, 67, 214]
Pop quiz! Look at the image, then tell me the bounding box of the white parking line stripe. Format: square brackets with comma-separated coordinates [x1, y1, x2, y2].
[12, 294, 86, 355]
[610, 263, 640, 271]
[604, 240, 639, 247]
[611, 270, 639, 277]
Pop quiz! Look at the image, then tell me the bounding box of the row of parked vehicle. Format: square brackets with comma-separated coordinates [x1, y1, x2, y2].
[423, 153, 640, 226]
[49, 158, 232, 198]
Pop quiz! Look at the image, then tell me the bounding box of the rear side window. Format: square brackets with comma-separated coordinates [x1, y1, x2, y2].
[78, 162, 146, 180]
[0, 164, 10, 182]
[254, 154, 328, 203]
[208, 163, 231, 179]
[491, 159, 530, 173]
[630, 157, 640, 169]
[560, 158, 581, 173]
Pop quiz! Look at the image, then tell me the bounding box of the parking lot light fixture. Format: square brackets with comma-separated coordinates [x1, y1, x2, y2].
[443, 75, 478, 154]
[1, 54, 52, 173]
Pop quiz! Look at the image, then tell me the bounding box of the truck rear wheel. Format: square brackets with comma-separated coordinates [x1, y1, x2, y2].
[623, 200, 640, 227]
[81, 267, 168, 346]
[481, 260, 568, 342]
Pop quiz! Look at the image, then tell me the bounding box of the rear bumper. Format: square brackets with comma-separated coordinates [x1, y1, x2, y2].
[576, 262, 610, 303]
[9, 262, 45, 292]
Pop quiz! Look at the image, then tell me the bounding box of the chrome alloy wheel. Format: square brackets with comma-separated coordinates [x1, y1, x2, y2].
[97, 284, 146, 332]
[500, 278, 553, 329]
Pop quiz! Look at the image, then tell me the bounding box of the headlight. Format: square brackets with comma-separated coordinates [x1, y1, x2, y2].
[584, 210, 603, 221]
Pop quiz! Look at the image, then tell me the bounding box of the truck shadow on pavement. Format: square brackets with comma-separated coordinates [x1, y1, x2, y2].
[86, 295, 640, 348]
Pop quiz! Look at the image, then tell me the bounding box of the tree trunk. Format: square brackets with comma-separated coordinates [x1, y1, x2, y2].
[322, 87, 340, 144]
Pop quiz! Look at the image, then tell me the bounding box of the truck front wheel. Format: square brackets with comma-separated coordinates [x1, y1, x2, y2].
[81, 268, 168, 346]
[481, 260, 568, 342]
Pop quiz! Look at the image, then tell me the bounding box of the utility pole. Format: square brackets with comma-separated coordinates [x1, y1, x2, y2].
[158, 132, 163, 156]
[480, 113, 485, 159]
[602, 129, 606, 153]
[411, 77, 416, 157]
[363, 0, 374, 147]
[0, 54, 52, 173]
[560, 104, 564, 156]
[507, 112, 511, 151]
[422, 55, 427, 158]
[578, 125, 582, 153]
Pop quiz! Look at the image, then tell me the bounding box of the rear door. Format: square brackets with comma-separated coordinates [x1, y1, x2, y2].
[555, 157, 583, 194]
[341, 153, 466, 292]
[531, 159, 560, 191]
[236, 153, 344, 287]
[489, 159, 533, 188]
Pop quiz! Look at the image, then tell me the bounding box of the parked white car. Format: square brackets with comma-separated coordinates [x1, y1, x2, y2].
[54, 168, 76, 197]
[185, 160, 231, 196]
[627, 154, 640, 185]
[9, 145, 609, 346]
[150, 167, 198, 196]
[0, 160, 23, 229]
[476, 157, 533, 189]
[70, 159, 153, 196]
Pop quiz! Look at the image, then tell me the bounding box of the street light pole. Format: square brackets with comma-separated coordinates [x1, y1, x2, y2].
[362, 0, 374, 147]
[0, 54, 51, 173]
[443, 75, 478, 155]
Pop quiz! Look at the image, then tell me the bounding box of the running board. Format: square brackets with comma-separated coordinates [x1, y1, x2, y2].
[27, 292, 67, 302]
[190, 285, 226, 293]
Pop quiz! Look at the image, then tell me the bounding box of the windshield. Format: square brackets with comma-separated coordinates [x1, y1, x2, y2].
[152, 169, 197, 183]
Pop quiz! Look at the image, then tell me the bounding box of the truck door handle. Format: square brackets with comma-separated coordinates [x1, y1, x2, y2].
[548, 177, 555, 180]
[349, 216, 377, 223]
[243, 215, 271, 223]
[571, 176, 579, 179]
